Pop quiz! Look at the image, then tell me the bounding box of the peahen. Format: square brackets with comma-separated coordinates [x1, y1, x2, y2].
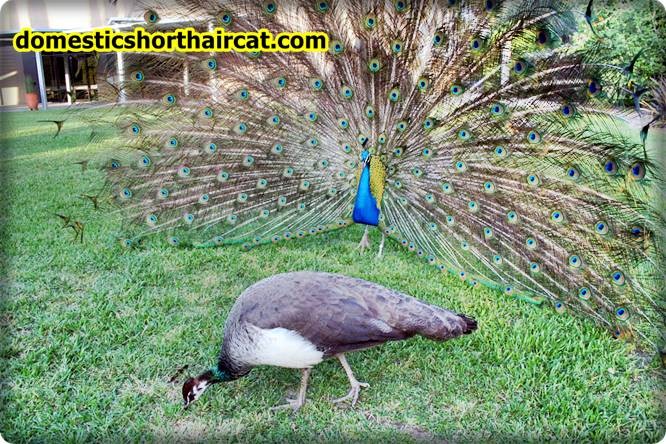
[181, 271, 477, 410]
[91, 0, 663, 348]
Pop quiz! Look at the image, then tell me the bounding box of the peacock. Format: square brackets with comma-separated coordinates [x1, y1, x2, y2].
[88, 0, 664, 349]
[181, 271, 477, 410]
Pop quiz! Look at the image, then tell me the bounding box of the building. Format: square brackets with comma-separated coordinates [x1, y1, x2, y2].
[0, 0, 140, 109]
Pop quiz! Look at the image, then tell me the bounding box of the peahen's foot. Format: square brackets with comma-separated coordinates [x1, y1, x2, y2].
[332, 353, 370, 407]
[332, 380, 370, 406]
[357, 227, 371, 253]
[271, 368, 310, 413]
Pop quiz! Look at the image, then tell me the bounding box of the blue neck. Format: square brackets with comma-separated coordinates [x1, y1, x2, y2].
[210, 366, 230, 382]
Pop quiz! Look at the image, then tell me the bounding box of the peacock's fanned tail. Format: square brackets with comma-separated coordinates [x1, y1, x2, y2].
[96, 0, 663, 347]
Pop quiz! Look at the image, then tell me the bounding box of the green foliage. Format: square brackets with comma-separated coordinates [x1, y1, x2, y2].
[0, 110, 664, 442]
[573, 0, 666, 86]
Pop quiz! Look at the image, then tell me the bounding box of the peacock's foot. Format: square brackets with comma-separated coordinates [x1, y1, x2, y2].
[271, 397, 305, 412]
[357, 228, 371, 253]
[332, 380, 369, 407]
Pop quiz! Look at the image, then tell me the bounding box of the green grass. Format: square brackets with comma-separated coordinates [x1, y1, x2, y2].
[0, 109, 664, 443]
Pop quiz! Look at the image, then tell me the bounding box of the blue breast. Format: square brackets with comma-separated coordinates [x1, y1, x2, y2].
[352, 152, 380, 226]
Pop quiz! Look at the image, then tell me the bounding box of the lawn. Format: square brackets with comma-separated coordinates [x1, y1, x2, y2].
[0, 109, 664, 442]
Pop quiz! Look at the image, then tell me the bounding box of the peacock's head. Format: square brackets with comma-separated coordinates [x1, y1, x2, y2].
[182, 367, 230, 408]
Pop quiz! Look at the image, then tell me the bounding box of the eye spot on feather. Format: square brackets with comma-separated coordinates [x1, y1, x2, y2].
[201, 107, 214, 119]
[611, 270, 625, 285]
[167, 236, 179, 246]
[561, 104, 575, 118]
[433, 32, 444, 47]
[411, 167, 423, 177]
[422, 148, 433, 158]
[144, 9, 159, 23]
[183, 213, 195, 224]
[305, 111, 318, 122]
[506, 210, 518, 223]
[513, 60, 528, 75]
[594, 221, 609, 235]
[199, 194, 209, 204]
[493, 255, 502, 264]
[494, 145, 508, 159]
[391, 40, 404, 54]
[227, 214, 238, 224]
[467, 201, 479, 212]
[527, 130, 541, 144]
[368, 58, 381, 73]
[204, 58, 217, 70]
[162, 93, 177, 106]
[233, 122, 247, 134]
[309, 78, 323, 91]
[417, 77, 429, 92]
[330, 40, 344, 55]
[554, 302, 565, 313]
[219, 12, 232, 25]
[217, 171, 229, 182]
[615, 307, 629, 321]
[120, 187, 132, 200]
[271, 143, 284, 155]
[604, 159, 618, 175]
[243, 155, 254, 167]
[483, 227, 493, 239]
[490, 102, 506, 117]
[177, 166, 191, 178]
[566, 166, 580, 180]
[235, 89, 249, 101]
[483, 181, 495, 193]
[526, 237, 537, 250]
[550, 210, 564, 223]
[455, 161, 467, 172]
[340, 85, 354, 99]
[530, 262, 540, 273]
[446, 215, 455, 226]
[158, 188, 169, 199]
[568, 254, 582, 268]
[441, 182, 454, 194]
[364, 15, 377, 30]
[273, 76, 287, 89]
[129, 123, 141, 135]
[629, 162, 646, 180]
[263, 1, 277, 14]
[394, 0, 409, 12]
[578, 287, 591, 300]
[450, 84, 463, 95]
[283, 167, 294, 178]
[424, 193, 435, 204]
[388, 88, 401, 102]
[460, 241, 469, 250]
[257, 178, 268, 190]
[457, 129, 471, 141]
[146, 214, 158, 227]
[131, 70, 144, 82]
[526, 174, 540, 187]
[469, 37, 483, 52]
[587, 79, 602, 96]
[423, 118, 434, 130]
[139, 155, 151, 168]
[237, 193, 248, 203]
[315, 1, 329, 13]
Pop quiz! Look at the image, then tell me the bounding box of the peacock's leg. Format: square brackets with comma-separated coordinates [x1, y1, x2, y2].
[271, 367, 311, 412]
[357, 226, 371, 252]
[332, 353, 369, 406]
[377, 232, 385, 258]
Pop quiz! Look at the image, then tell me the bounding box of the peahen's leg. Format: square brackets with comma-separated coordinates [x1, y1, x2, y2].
[377, 232, 385, 258]
[332, 353, 369, 406]
[357, 226, 371, 252]
[271, 368, 311, 412]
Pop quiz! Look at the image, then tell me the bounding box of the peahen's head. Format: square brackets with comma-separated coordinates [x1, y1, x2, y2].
[182, 367, 230, 408]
